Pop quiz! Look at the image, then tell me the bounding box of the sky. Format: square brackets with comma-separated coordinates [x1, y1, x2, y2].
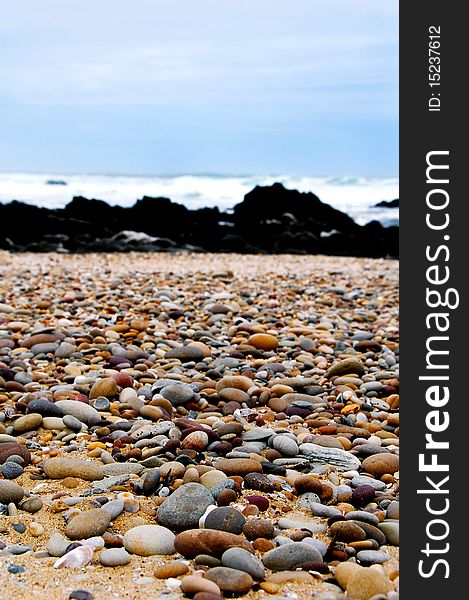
[0, 1, 398, 177]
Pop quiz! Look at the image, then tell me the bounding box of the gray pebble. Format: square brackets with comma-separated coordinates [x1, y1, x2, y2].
[221, 547, 265, 579]
[356, 550, 391, 565]
[99, 547, 132, 566]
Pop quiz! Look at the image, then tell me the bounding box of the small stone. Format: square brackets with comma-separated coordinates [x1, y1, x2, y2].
[181, 430, 209, 451]
[91, 396, 110, 411]
[54, 400, 101, 426]
[1, 461, 24, 479]
[221, 547, 265, 579]
[215, 459, 262, 477]
[356, 550, 391, 565]
[43, 458, 104, 481]
[157, 483, 215, 530]
[244, 495, 269, 511]
[326, 357, 365, 378]
[123, 525, 175, 556]
[181, 575, 221, 596]
[90, 378, 118, 399]
[195, 554, 222, 568]
[346, 568, 394, 600]
[266, 571, 315, 584]
[378, 521, 399, 546]
[248, 333, 279, 351]
[244, 472, 274, 493]
[174, 529, 253, 559]
[47, 532, 71, 557]
[66, 508, 112, 540]
[69, 591, 94, 600]
[166, 344, 209, 361]
[8, 565, 25, 574]
[243, 519, 275, 540]
[200, 470, 228, 489]
[13, 413, 43, 433]
[29, 522, 45, 537]
[161, 383, 195, 405]
[345, 511, 380, 526]
[0, 480, 24, 504]
[99, 547, 132, 566]
[262, 542, 322, 571]
[204, 567, 254, 595]
[272, 435, 299, 457]
[308, 502, 342, 518]
[330, 521, 366, 542]
[362, 454, 400, 476]
[352, 485, 376, 504]
[204, 507, 246, 534]
[155, 561, 190, 578]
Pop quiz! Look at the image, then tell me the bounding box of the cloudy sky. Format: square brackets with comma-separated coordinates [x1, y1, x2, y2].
[0, 1, 398, 176]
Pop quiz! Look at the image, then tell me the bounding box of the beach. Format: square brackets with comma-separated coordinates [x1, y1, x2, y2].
[0, 252, 399, 600]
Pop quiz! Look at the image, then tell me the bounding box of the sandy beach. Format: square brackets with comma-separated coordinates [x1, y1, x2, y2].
[0, 253, 399, 600]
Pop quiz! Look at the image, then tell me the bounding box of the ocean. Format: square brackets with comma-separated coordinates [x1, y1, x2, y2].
[0, 172, 399, 226]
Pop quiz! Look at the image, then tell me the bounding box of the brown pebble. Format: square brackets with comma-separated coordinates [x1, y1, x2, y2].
[217, 489, 237, 506]
[155, 562, 190, 579]
[181, 575, 221, 596]
[252, 538, 275, 552]
[63, 477, 79, 489]
[243, 519, 274, 540]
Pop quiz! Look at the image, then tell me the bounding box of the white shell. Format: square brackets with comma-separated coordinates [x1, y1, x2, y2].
[53, 545, 94, 569]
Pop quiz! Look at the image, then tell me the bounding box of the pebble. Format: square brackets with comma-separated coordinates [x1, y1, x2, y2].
[157, 483, 215, 530]
[330, 521, 366, 542]
[272, 435, 299, 456]
[214, 459, 262, 476]
[1, 461, 24, 479]
[69, 591, 94, 600]
[12, 413, 43, 433]
[155, 561, 190, 578]
[204, 507, 246, 534]
[43, 458, 104, 481]
[181, 575, 221, 596]
[66, 508, 112, 539]
[54, 400, 102, 426]
[204, 567, 254, 595]
[62, 414, 83, 432]
[378, 521, 399, 546]
[99, 547, 132, 566]
[47, 532, 72, 557]
[346, 568, 394, 600]
[123, 525, 176, 555]
[262, 542, 322, 571]
[221, 547, 265, 579]
[174, 529, 253, 558]
[356, 550, 391, 565]
[0, 480, 25, 504]
[362, 454, 399, 476]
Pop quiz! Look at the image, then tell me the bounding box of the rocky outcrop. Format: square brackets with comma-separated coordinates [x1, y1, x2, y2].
[0, 183, 398, 257]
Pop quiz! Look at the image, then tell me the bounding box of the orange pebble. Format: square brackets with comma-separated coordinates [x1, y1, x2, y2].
[88, 442, 106, 450]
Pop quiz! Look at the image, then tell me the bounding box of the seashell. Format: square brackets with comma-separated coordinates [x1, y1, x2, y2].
[53, 544, 94, 568]
[181, 431, 209, 451]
